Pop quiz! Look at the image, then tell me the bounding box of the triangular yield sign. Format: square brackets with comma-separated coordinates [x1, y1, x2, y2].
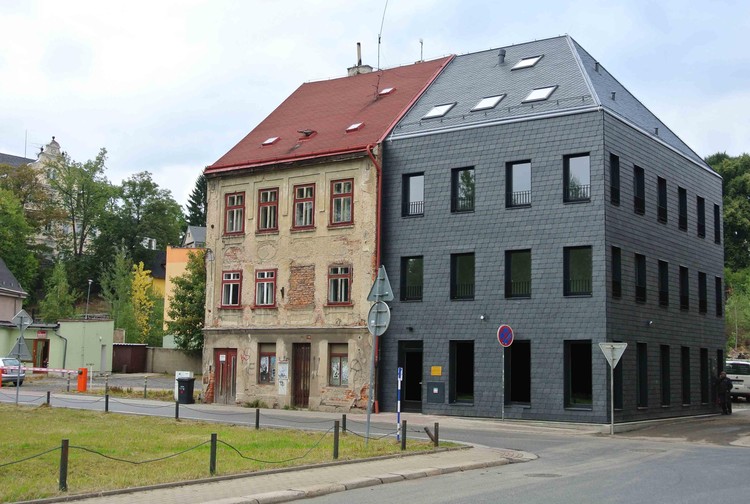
[367, 266, 394, 302]
[599, 342, 627, 368]
[9, 336, 32, 361]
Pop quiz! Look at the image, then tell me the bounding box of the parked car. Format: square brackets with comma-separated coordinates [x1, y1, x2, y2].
[725, 360, 750, 401]
[1, 358, 25, 386]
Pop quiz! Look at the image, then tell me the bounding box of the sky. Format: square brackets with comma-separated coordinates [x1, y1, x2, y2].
[1, 0, 748, 207]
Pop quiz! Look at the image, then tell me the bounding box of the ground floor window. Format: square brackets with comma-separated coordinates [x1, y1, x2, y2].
[329, 343, 349, 386]
[564, 340, 592, 408]
[681, 346, 691, 405]
[504, 341, 530, 404]
[449, 340, 474, 403]
[660, 345, 671, 406]
[700, 348, 709, 404]
[637, 343, 648, 407]
[258, 343, 276, 384]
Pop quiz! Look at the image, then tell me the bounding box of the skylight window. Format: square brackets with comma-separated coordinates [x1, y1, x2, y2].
[346, 122, 364, 132]
[378, 87, 395, 96]
[423, 103, 456, 119]
[512, 55, 543, 70]
[522, 86, 557, 103]
[262, 137, 279, 146]
[471, 95, 505, 111]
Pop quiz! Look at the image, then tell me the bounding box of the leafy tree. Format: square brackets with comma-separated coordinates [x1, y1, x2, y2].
[46, 148, 115, 257]
[185, 173, 207, 227]
[100, 248, 138, 341]
[0, 162, 61, 234]
[0, 188, 38, 289]
[131, 261, 157, 345]
[707, 153, 750, 270]
[38, 262, 78, 322]
[725, 267, 750, 351]
[167, 250, 206, 354]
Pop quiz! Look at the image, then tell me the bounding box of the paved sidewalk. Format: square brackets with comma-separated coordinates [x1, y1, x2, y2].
[37, 445, 534, 504]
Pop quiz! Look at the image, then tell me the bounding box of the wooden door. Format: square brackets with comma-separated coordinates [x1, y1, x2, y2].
[292, 343, 310, 408]
[214, 348, 237, 404]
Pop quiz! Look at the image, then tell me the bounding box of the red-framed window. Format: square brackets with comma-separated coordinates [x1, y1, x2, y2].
[224, 192, 245, 235]
[254, 269, 276, 307]
[257, 188, 278, 232]
[221, 271, 242, 308]
[293, 184, 315, 229]
[327, 265, 351, 305]
[330, 179, 353, 226]
[329, 343, 349, 386]
[258, 343, 276, 384]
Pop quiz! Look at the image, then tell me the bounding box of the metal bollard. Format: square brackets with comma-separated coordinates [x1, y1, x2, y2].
[59, 439, 69, 491]
[255, 408, 260, 430]
[210, 433, 217, 475]
[105, 375, 109, 396]
[105, 394, 109, 413]
[46, 391, 51, 406]
[333, 420, 340, 460]
[434, 422, 439, 447]
[66, 373, 71, 392]
[175, 401, 180, 419]
[401, 420, 407, 451]
[342, 414, 347, 433]
[144, 376, 148, 399]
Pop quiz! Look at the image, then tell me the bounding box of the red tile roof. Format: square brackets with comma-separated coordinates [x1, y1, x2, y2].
[206, 56, 453, 174]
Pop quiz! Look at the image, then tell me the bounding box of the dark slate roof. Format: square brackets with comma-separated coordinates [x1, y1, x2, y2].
[0, 257, 27, 296]
[206, 56, 452, 174]
[389, 35, 713, 174]
[184, 226, 206, 246]
[0, 152, 35, 167]
[149, 251, 167, 280]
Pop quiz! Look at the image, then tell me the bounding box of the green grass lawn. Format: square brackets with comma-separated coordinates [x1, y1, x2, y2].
[0, 404, 437, 502]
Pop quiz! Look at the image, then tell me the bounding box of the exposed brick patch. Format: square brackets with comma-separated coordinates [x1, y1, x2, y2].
[288, 265, 315, 308]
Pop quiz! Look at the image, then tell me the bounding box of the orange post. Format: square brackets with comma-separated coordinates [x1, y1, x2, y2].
[77, 368, 88, 392]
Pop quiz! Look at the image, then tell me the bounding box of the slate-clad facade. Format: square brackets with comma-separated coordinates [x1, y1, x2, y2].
[379, 36, 723, 423]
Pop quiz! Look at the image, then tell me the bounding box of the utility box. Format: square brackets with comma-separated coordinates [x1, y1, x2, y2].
[426, 382, 445, 403]
[77, 367, 88, 392]
[177, 377, 196, 404]
[175, 371, 194, 401]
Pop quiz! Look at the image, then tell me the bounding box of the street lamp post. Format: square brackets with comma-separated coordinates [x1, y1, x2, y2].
[85, 279, 93, 320]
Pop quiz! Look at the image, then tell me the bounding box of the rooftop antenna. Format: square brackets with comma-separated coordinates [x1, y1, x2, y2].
[377, 0, 389, 70]
[420, 38, 424, 62]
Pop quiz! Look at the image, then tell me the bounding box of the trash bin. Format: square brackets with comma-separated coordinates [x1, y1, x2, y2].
[174, 371, 194, 401]
[177, 377, 195, 404]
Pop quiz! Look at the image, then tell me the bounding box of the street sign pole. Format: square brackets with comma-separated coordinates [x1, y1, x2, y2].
[365, 266, 393, 446]
[497, 325, 514, 422]
[11, 310, 33, 406]
[598, 342, 627, 436]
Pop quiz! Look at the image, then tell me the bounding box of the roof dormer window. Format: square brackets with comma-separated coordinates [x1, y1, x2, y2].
[471, 95, 505, 111]
[261, 137, 280, 146]
[512, 55, 543, 70]
[522, 85, 557, 103]
[423, 103, 456, 119]
[346, 122, 364, 132]
[378, 87, 395, 96]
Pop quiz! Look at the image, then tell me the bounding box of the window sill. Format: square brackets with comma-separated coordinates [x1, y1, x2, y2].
[222, 232, 245, 240]
[505, 402, 531, 409]
[255, 230, 279, 236]
[564, 293, 593, 298]
[219, 305, 243, 310]
[400, 298, 423, 303]
[450, 297, 475, 302]
[258, 382, 275, 386]
[449, 401, 474, 406]
[401, 213, 424, 218]
[291, 227, 315, 233]
[564, 405, 593, 411]
[661, 405, 672, 408]
[324, 303, 353, 308]
[328, 223, 354, 229]
[563, 199, 591, 205]
[505, 295, 531, 300]
[506, 204, 531, 210]
[450, 210, 475, 214]
[252, 305, 278, 311]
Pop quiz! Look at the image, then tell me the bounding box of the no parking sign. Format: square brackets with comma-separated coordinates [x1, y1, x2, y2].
[497, 324, 514, 347]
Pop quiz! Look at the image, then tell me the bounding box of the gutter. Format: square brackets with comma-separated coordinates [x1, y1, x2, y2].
[366, 144, 383, 269]
[53, 325, 67, 369]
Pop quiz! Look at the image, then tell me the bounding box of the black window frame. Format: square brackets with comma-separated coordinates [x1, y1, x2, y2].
[658, 260, 669, 307]
[697, 196, 705, 238]
[679, 266, 690, 310]
[698, 271, 707, 314]
[700, 348, 709, 404]
[633, 165, 645, 215]
[660, 345, 671, 407]
[678, 187, 688, 231]
[563, 153, 591, 202]
[400, 256, 424, 301]
[505, 249, 531, 298]
[564, 340, 593, 409]
[506, 160, 532, 208]
[564, 246, 592, 296]
[657, 176, 668, 223]
[504, 341, 531, 404]
[681, 346, 691, 405]
[449, 340, 474, 404]
[611, 246, 622, 299]
[716, 277, 723, 317]
[635, 253, 647, 303]
[402, 173, 425, 217]
[714, 204, 721, 244]
[637, 343, 648, 408]
[451, 167, 475, 213]
[450, 252, 475, 300]
[610, 153, 620, 206]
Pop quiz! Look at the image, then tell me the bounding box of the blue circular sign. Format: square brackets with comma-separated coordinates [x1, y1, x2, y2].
[497, 325, 514, 347]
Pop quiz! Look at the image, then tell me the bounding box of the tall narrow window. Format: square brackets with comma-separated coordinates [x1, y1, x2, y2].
[633, 165, 645, 215]
[660, 345, 671, 406]
[449, 340, 474, 403]
[257, 188, 278, 232]
[402, 173, 424, 216]
[505, 249, 531, 298]
[637, 343, 648, 408]
[293, 184, 315, 229]
[400, 256, 423, 301]
[327, 266, 351, 305]
[451, 167, 475, 212]
[224, 192, 245, 234]
[564, 246, 592, 296]
[679, 266, 689, 310]
[221, 271, 242, 308]
[681, 347, 691, 405]
[330, 179, 353, 225]
[451, 253, 475, 300]
[716, 277, 723, 317]
[329, 344, 349, 386]
[718, 349, 725, 374]
[697, 196, 705, 238]
[614, 349, 624, 410]
[678, 187, 687, 231]
[564, 340, 592, 408]
[700, 348, 709, 404]
[635, 253, 647, 303]
[714, 204, 721, 244]
[611, 246, 622, 298]
[658, 260, 669, 307]
[506, 161, 531, 207]
[258, 343, 276, 384]
[698, 271, 707, 314]
[563, 154, 590, 202]
[504, 341, 531, 404]
[657, 176, 668, 223]
[610, 153, 620, 206]
[254, 269, 276, 307]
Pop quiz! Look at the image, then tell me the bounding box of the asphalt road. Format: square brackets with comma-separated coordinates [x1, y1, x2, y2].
[16, 371, 203, 395]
